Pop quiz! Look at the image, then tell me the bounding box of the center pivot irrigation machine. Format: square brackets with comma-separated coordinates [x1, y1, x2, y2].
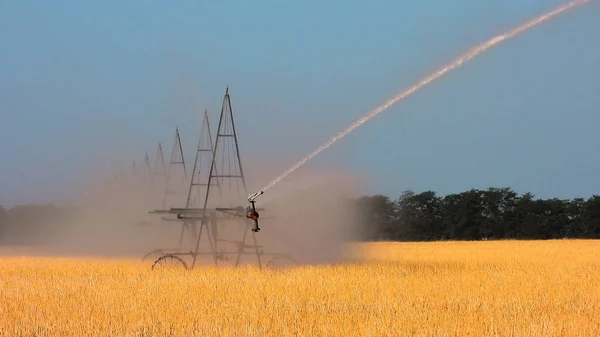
[145, 87, 297, 270]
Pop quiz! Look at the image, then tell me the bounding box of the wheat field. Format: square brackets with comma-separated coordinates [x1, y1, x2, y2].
[1, 240, 599, 336]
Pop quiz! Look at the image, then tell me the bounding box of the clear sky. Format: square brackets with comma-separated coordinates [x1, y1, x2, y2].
[0, 0, 598, 206]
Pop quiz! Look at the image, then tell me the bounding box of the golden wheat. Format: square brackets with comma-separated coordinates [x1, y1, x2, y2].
[1, 240, 599, 336]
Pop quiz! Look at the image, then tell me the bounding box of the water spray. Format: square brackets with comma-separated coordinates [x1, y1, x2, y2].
[248, 0, 590, 205]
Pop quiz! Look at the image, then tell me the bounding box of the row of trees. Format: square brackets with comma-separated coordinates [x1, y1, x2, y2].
[0, 204, 74, 244]
[355, 188, 600, 241]
[2, 187, 600, 244]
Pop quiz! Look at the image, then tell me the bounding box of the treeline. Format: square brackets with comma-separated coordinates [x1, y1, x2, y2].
[354, 188, 600, 241]
[2, 187, 600, 244]
[0, 204, 75, 245]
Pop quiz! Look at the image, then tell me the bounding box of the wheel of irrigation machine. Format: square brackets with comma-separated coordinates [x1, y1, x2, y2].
[151, 254, 189, 270]
[142, 249, 165, 263]
[266, 256, 298, 269]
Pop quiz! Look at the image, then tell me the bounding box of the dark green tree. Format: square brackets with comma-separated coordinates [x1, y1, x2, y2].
[354, 195, 397, 241]
[397, 190, 442, 240]
[583, 196, 600, 238]
[353, 188, 600, 242]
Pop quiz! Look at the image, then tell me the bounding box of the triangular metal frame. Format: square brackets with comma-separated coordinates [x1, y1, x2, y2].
[144, 109, 221, 260]
[152, 142, 167, 188]
[176, 110, 221, 249]
[143, 151, 152, 182]
[190, 87, 259, 268]
[146, 87, 296, 270]
[161, 128, 188, 210]
[149, 142, 168, 211]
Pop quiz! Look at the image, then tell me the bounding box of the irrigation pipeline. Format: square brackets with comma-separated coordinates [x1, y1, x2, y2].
[258, 0, 590, 194]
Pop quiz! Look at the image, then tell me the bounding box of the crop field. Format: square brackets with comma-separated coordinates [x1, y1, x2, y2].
[1, 240, 599, 336]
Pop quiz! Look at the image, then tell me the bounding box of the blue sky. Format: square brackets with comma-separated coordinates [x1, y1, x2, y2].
[0, 0, 598, 206]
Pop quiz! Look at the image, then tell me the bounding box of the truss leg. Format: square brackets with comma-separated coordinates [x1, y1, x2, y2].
[235, 222, 249, 267]
[177, 222, 187, 250]
[251, 227, 263, 269]
[192, 220, 219, 268]
[210, 216, 218, 245]
[206, 224, 218, 266]
[188, 222, 198, 246]
[191, 222, 204, 268]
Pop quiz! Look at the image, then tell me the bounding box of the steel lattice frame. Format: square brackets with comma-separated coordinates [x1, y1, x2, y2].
[147, 87, 296, 270]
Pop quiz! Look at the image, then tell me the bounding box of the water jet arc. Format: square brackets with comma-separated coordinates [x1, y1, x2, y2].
[255, 0, 590, 196]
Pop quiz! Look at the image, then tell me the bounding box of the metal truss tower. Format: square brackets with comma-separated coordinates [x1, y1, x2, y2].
[143, 110, 219, 261]
[178, 110, 220, 249]
[189, 86, 249, 267]
[161, 128, 188, 210]
[149, 87, 296, 270]
[143, 151, 152, 182]
[146, 142, 167, 211]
